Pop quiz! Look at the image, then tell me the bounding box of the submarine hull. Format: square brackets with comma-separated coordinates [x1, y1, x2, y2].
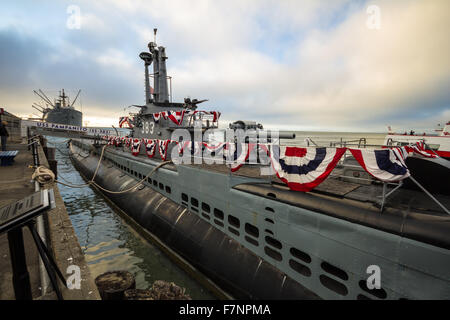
[69, 142, 319, 299]
[68, 140, 450, 300]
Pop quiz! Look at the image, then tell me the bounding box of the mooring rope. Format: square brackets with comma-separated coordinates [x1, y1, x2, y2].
[32, 143, 173, 194]
[31, 166, 56, 187]
[88, 160, 172, 194]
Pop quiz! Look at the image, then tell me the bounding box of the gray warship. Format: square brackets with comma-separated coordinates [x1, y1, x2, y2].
[67, 35, 450, 300]
[33, 89, 83, 127]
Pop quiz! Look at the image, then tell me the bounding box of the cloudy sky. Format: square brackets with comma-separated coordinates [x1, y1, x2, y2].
[0, 0, 449, 132]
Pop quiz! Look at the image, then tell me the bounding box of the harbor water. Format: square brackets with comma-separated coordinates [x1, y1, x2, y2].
[50, 137, 215, 299]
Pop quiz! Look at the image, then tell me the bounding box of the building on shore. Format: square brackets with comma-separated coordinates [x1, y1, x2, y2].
[0, 108, 21, 142]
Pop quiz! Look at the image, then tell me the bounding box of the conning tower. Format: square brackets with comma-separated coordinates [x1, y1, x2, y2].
[140, 28, 170, 105]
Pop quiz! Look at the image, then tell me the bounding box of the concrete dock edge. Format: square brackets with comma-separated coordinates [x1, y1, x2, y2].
[36, 140, 101, 300]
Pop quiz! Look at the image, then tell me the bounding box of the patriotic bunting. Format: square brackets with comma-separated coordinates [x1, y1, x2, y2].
[102, 128, 419, 193]
[210, 111, 221, 122]
[143, 110, 221, 125]
[125, 137, 132, 148]
[229, 143, 256, 172]
[107, 136, 116, 146]
[405, 141, 438, 158]
[158, 139, 170, 161]
[350, 148, 410, 182]
[119, 117, 133, 128]
[144, 139, 157, 158]
[167, 110, 186, 126]
[270, 146, 346, 192]
[131, 139, 141, 156]
[176, 141, 191, 155]
[188, 141, 203, 156]
[152, 112, 162, 123]
[202, 142, 226, 153]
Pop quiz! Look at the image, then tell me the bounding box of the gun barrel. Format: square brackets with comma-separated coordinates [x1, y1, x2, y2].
[278, 131, 296, 139]
[254, 131, 296, 139]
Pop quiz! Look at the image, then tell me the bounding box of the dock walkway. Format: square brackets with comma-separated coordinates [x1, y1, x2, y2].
[0, 140, 100, 300]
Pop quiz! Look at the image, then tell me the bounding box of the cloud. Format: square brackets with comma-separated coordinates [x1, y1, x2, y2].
[0, 0, 448, 131]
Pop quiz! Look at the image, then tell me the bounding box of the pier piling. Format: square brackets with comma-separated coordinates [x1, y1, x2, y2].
[95, 271, 136, 300]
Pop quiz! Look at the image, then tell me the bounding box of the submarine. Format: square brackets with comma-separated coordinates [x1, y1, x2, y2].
[68, 32, 450, 300]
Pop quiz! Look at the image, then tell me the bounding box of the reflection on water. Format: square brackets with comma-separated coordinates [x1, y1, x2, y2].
[50, 137, 214, 299]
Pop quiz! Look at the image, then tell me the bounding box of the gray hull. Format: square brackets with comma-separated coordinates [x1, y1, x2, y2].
[46, 108, 82, 127]
[69, 140, 450, 300]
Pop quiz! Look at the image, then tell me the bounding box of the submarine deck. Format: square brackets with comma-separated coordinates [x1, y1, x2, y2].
[70, 141, 450, 250]
[103, 145, 450, 217]
[191, 163, 450, 216]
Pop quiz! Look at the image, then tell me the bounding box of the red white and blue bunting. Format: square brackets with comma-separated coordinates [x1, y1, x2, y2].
[350, 148, 410, 182]
[125, 137, 132, 148]
[228, 143, 256, 172]
[202, 141, 226, 158]
[182, 141, 202, 156]
[144, 139, 157, 158]
[152, 113, 162, 123]
[269, 146, 347, 192]
[100, 135, 418, 192]
[158, 139, 170, 161]
[148, 110, 221, 126]
[131, 138, 141, 156]
[119, 117, 133, 128]
[167, 111, 186, 126]
[405, 141, 438, 158]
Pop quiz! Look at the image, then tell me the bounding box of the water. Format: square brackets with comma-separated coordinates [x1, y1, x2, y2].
[48, 137, 215, 299]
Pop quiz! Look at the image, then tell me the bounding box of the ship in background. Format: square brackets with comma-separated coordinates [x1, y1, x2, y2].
[385, 122, 450, 159]
[383, 123, 450, 195]
[32, 89, 83, 127]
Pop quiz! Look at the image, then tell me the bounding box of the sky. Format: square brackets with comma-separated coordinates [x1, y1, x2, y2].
[0, 0, 449, 132]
